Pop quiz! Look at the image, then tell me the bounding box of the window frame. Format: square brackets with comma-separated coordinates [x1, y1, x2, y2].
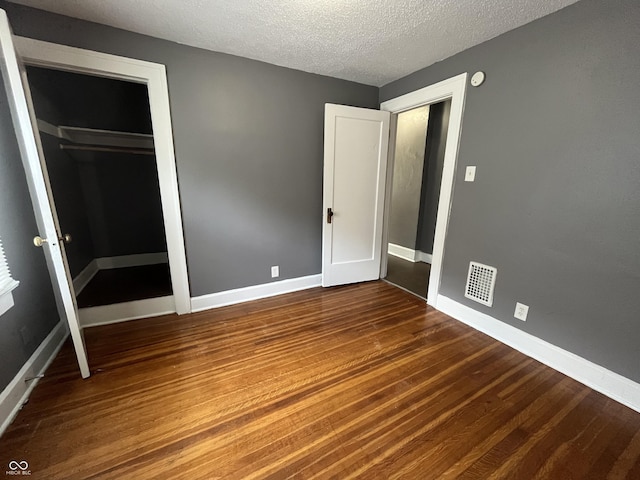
[0, 236, 20, 316]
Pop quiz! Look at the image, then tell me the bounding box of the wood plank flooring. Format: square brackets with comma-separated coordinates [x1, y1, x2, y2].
[385, 254, 431, 298]
[1, 281, 640, 479]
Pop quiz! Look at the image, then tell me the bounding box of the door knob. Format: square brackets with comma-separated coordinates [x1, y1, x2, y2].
[327, 208, 334, 224]
[59, 233, 72, 244]
[33, 236, 48, 247]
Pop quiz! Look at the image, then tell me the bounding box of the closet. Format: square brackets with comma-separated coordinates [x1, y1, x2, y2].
[26, 66, 172, 311]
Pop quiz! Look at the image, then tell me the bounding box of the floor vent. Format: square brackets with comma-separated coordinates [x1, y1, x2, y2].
[465, 262, 497, 307]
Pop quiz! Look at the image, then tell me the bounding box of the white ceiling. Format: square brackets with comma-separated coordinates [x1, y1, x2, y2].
[9, 0, 581, 86]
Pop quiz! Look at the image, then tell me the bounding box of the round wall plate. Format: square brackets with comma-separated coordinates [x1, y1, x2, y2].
[471, 71, 485, 87]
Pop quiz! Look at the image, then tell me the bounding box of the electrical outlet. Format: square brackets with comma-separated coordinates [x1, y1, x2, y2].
[465, 166, 476, 182]
[514, 302, 529, 321]
[271, 266, 279, 278]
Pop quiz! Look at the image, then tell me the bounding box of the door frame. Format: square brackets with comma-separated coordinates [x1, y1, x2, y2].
[380, 73, 468, 308]
[14, 36, 192, 316]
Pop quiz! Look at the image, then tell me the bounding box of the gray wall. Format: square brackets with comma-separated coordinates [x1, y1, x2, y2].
[416, 100, 451, 255]
[380, 0, 640, 382]
[0, 74, 60, 390]
[0, 1, 378, 296]
[389, 106, 429, 250]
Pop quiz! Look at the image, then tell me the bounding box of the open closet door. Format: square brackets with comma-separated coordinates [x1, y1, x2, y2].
[0, 10, 90, 378]
[322, 104, 390, 287]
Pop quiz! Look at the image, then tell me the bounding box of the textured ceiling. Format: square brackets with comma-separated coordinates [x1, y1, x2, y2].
[9, 0, 581, 86]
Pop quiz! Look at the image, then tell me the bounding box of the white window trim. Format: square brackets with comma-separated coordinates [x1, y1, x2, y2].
[0, 237, 19, 316]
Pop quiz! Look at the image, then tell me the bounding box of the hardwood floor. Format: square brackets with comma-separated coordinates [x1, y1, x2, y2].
[385, 254, 431, 298]
[1, 281, 639, 479]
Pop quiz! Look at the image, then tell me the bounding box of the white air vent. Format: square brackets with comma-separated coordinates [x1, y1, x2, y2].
[465, 262, 497, 307]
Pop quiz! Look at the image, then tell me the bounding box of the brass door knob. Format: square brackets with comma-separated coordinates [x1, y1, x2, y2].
[60, 233, 72, 244]
[33, 236, 48, 247]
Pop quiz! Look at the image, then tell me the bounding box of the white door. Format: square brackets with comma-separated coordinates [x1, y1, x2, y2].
[0, 10, 90, 378]
[322, 104, 390, 287]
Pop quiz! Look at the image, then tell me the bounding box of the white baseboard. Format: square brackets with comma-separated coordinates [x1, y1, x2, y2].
[72, 253, 169, 295]
[388, 243, 431, 264]
[95, 252, 168, 270]
[191, 274, 322, 313]
[80, 296, 175, 328]
[388, 243, 417, 262]
[436, 295, 640, 414]
[416, 251, 432, 264]
[0, 320, 68, 438]
[72, 259, 98, 295]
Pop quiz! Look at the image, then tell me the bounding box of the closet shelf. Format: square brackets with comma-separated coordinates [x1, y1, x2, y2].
[58, 125, 154, 150]
[60, 144, 155, 155]
[37, 119, 154, 151]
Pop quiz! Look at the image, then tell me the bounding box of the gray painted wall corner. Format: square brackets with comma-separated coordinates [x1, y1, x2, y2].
[380, 0, 640, 382]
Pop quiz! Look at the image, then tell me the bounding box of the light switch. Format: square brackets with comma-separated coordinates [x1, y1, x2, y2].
[465, 166, 476, 182]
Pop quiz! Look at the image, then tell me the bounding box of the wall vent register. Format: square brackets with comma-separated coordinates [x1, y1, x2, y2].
[465, 261, 497, 307]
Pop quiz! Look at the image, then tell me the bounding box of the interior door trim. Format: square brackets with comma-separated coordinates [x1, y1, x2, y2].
[380, 73, 469, 308]
[15, 36, 192, 316]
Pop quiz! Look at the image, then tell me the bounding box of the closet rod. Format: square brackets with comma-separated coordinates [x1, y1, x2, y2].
[60, 144, 155, 155]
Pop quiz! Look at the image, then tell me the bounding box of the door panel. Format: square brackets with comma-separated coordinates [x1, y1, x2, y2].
[0, 9, 90, 378]
[20, 68, 78, 300]
[322, 104, 390, 287]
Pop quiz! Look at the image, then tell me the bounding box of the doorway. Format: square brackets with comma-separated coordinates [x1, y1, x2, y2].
[15, 35, 191, 325]
[384, 100, 451, 299]
[380, 73, 468, 307]
[320, 75, 467, 303]
[26, 66, 173, 310]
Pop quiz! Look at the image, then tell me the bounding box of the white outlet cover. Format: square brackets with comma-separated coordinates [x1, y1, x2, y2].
[465, 166, 476, 182]
[514, 302, 529, 321]
[271, 266, 279, 278]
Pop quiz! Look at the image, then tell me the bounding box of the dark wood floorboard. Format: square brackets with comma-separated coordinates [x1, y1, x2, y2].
[1, 281, 639, 479]
[385, 254, 430, 298]
[76, 263, 172, 308]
